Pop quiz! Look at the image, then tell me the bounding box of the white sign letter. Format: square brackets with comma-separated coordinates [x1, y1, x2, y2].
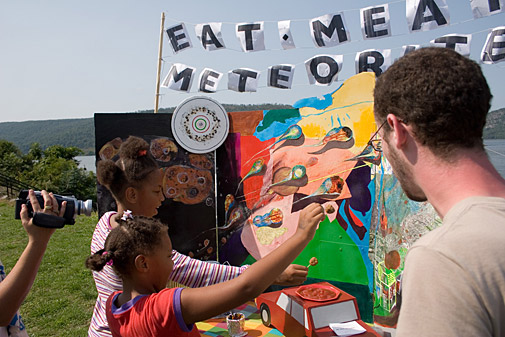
[236, 22, 265, 52]
[162, 63, 195, 92]
[199, 68, 223, 93]
[355, 49, 391, 77]
[195, 23, 226, 51]
[470, 0, 504, 18]
[310, 13, 350, 48]
[228, 68, 260, 92]
[360, 4, 391, 39]
[406, 0, 450, 32]
[431, 34, 472, 56]
[165, 23, 193, 53]
[278, 20, 296, 50]
[481, 26, 505, 64]
[268, 64, 295, 89]
[304, 55, 343, 85]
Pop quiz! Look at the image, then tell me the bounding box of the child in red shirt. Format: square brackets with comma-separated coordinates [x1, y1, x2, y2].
[86, 205, 324, 336]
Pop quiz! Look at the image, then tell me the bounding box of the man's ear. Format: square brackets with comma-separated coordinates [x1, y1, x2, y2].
[125, 186, 138, 204]
[134, 255, 149, 272]
[386, 114, 410, 150]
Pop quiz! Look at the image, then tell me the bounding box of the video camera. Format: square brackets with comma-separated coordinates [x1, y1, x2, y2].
[14, 190, 93, 228]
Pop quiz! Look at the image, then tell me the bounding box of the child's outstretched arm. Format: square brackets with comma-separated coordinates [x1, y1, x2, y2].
[0, 190, 66, 325]
[180, 203, 325, 324]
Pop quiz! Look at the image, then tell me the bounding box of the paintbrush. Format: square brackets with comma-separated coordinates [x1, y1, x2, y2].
[307, 257, 318, 268]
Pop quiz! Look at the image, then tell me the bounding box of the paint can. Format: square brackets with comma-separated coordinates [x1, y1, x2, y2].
[226, 312, 247, 336]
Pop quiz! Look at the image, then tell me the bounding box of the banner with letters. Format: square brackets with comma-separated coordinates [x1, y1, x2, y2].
[161, 0, 505, 93]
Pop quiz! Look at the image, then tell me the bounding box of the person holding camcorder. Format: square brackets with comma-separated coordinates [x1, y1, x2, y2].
[0, 190, 67, 335]
[14, 189, 93, 227]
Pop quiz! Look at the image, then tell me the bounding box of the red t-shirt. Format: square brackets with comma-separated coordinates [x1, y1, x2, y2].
[106, 287, 200, 337]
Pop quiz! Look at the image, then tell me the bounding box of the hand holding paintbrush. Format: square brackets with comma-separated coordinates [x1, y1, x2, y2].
[307, 257, 318, 268]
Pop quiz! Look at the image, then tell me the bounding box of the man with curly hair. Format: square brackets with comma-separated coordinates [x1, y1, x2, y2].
[374, 47, 505, 336]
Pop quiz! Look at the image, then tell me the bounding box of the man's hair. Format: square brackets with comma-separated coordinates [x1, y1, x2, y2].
[374, 47, 492, 158]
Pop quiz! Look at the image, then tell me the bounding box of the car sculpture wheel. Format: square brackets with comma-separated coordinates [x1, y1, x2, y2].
[260, 303, 271, 326]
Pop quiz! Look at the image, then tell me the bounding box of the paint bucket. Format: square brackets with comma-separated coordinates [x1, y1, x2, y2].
[226, 312, 247, 336]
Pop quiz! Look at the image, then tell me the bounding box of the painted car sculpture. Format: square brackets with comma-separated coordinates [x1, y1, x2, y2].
[255, 282, 380, 337]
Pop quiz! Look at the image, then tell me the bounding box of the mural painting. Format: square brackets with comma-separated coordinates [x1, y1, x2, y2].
[95, 72, 433, 323]
[216, 72, 379, 321]
[371, 160, 441, 328]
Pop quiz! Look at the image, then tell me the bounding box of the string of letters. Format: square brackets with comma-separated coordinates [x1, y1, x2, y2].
[160, 0, 505, 94]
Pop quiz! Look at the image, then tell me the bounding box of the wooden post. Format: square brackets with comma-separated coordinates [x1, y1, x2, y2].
[154, 12, 165, 114]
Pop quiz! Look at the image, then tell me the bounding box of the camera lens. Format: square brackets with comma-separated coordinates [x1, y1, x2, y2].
[76, 199, 93, 216]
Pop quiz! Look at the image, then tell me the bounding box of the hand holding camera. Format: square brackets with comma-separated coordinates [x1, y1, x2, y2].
[18, 190, 66, 244]
[0, 190, 74, 325]
[15, 190, 92, 228]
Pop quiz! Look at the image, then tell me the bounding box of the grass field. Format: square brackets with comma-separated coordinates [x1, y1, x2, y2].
[0, 198, 98, 336]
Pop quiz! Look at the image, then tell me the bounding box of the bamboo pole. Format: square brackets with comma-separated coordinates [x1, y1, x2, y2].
[154, 12, 165, 114]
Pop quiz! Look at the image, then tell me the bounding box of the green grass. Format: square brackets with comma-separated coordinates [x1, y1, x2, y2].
[0, 199, 98, 336]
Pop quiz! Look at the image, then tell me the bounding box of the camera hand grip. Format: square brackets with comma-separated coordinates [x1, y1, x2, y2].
[32, 212, 66, 228]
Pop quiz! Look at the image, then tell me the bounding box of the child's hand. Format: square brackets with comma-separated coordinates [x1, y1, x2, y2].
[296, 203, 325, 241]
[273, 264, 308, 285]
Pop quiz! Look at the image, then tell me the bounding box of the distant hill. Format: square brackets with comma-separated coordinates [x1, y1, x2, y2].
[136, 103, 294, 115]
[1, 105, 503, 154]
[0, 118, 95, 154]
[0, 104, 291, 154]
[484, 108, 505, 139]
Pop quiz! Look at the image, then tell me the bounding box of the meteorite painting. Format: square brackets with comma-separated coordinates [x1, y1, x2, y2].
[94, 113, 219, 261]
[214, 72, 380, 321]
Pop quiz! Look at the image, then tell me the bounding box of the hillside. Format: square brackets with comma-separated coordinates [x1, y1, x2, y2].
[1, 105, 503, 154]
[0, 118, 95, 154]
[0, 104, 291, 154]
[483, 108, 505, 139]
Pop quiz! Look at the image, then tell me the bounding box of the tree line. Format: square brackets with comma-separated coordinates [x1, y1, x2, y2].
[0, 105, 503, 202]
[0, 105, 503, 156]
[0, 140, 96, 202]
[0, 104, 293, 154]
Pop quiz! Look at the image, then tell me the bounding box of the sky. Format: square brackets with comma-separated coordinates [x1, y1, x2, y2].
[1, 0, 504, 123]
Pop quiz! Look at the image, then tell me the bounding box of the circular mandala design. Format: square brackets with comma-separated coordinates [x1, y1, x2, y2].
[192, 114, 210, 133]
[171, 97, 229, 154]
[184, 107, 219, 141]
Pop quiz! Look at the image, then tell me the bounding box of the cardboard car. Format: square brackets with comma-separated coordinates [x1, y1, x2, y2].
[255, 282, 380, 337]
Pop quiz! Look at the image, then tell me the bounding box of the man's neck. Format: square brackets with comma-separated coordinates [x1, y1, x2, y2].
[416, 148, 505, 218]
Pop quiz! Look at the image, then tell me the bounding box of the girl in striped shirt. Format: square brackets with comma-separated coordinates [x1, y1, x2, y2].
[89, 136, 309, 337]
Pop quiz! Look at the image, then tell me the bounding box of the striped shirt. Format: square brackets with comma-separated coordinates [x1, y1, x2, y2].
[88, 212, 248, 337]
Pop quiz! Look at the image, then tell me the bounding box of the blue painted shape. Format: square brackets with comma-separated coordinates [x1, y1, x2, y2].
[293, 84, 343, 109]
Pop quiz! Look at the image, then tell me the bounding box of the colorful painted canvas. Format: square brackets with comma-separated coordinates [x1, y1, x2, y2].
[215, 72, 378, 321]
[371, 160, 441, 327]
[95, 72, 443, 325]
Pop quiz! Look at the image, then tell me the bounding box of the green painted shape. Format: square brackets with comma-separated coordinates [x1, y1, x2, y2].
[256, 109, 300, 133]
[374, 303, 391, 317]
[241, 254, 257, 266]
[293, 217, 369, 285]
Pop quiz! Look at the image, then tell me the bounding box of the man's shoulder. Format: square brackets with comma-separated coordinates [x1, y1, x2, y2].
[450, 196, 505, 213]
[445, 196, 505, 231]
[409, 196, 505, 258]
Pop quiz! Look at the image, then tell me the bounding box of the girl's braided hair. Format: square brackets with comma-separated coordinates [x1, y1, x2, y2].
[96, 136, 159, 203]
[85, 215, 167, 277]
